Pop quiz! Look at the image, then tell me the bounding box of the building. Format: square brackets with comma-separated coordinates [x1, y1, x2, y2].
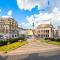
[26, 29, 33, 36]
[18, 28, 27, 36]
[0, 16, 19, 39]
[18, 28, 33, 36]
[35, 24, 54, 38]
[57, 26, 60, 38]
[18, 28, 33, 39]
[53, 29, 58, 38]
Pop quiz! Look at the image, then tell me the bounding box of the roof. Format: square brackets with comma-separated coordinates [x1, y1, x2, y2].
[2, 16, 10, 18]
[37, 24, 53, 29]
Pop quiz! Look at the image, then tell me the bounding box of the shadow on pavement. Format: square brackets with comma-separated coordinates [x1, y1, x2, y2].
[0, 52, 60, 60]
[0, 55, 6, 60]
[22, 53, 45, 60]
[22, 53, 60, 60]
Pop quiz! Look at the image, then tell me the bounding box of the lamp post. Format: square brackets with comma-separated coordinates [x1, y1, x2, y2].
[32, 15, 36, 41]
[32, 21, 35, 41]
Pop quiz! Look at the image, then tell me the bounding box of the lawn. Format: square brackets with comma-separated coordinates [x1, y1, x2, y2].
[0, 41, 28, 53]
[47, 41, 60, 45]
[40, 39, 60, 45]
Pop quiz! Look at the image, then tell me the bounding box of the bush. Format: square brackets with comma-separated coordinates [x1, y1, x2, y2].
[45, 38, 55, 41]
[19, 34, 26, 41]
[55, 38, 60, 42]
[45, 38, 60, 42]
[0, 35, 26, 46]
[8, 38, 19, 44]
[8, 36, 26, 44]
[49, 38, 55, 41]
[0, 39, 8, 46]
[45, 38, 49, 40]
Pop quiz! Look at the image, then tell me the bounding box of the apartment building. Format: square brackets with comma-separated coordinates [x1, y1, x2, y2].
[0, 16, 19, 39]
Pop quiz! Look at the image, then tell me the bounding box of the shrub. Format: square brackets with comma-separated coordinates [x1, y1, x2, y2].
[55, 38, 60, 42]
[0, 39, 8, 46]
[49, 38, 55, 41]
[45, 38, 60, 42]
[45, 38, 55, 41]
[8, 38, 19, 44]
[0, 35, 26, 46]
[7, 36, 26, 44]
[45, 38, 49, 40]
[19, 34, 26, 41]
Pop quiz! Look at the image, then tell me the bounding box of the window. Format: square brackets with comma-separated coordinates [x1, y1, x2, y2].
[47, 30, 49, 33]
[45, 35, 49, 37]
[48, 35, 49, 37]
[45, 30, 49, 33]
[15, 35, 16, 37]
[38, 31, 40, 33]
[46, 35, 47, 37]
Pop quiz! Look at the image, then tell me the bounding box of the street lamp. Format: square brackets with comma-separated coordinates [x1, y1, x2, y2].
[32, 22, 35, 41]
[32, 15, 36, 41]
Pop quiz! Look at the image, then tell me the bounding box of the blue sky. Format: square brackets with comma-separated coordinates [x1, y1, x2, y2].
[0, 0, 40, 21]
[0, 0, 60, 29]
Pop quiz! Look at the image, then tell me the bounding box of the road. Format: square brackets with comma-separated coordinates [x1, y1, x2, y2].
[0, 40, 60, 60]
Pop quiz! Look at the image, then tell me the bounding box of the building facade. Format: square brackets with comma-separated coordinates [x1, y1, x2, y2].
[53, 29, 58, 38]
[35, 24, 54, 38]
[57, 26, 60, 38]
[0, 16, 18, 39]
[18, 28, 27, 35]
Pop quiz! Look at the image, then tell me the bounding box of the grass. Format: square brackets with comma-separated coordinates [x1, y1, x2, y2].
[0, 41, 28, 53]
[47, 41, 60, 45]
[40, 39, 60, 45]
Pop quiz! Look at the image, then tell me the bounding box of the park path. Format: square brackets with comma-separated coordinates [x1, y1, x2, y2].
[6, 40, 60, 55]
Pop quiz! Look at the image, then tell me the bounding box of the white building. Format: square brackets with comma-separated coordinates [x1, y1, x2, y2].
[57, 26, 60, 38]
[18, 28, 27, 35]
[36, 24, 54, 38]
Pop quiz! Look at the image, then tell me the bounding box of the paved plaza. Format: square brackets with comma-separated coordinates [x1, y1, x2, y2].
[0, 40, 60, 60]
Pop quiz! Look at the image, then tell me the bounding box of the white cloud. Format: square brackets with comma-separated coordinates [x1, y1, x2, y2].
[8, 10, 12, 17]
[16, 0, 48, 10]
[26, 7, 60, 28]
[21, 22, 32, 29]
[0, 9, 1, 12]
[27, 13, 53, 28]
[27, 15, 34, 24]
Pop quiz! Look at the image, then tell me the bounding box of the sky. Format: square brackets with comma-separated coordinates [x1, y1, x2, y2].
[0, 0, 60, 29]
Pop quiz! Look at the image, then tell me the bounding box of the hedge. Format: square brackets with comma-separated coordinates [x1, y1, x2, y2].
[19, 34, 26, 41]
[45, 38, 60, 42]
[0, 39, 8, 46]
[8, 38, 19, 44]
[0, 35, 26, 46]
[55, 38, 60, 42]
